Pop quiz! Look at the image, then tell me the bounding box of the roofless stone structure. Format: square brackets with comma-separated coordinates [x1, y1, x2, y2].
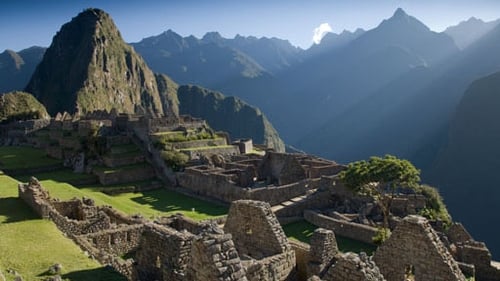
[374, 215, 466, 281]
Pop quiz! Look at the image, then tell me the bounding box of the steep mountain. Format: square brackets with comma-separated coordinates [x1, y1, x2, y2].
[266, 8, 459, 143]
[306, 28, 365, 56]
[430, 71, 500, 258]
[0, 46, 45, 93]
[0, 91, 49, 122]
[444, 17, 500, 49]
[25, 8, 166, 116]
[177, 85, 285, 152]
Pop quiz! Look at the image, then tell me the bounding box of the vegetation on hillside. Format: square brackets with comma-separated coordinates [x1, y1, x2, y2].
[0, 91, 49, 122]
[177, 85, 285, 152]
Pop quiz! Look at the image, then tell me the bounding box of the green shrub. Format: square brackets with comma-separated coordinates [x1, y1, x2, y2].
[372, 227, 391, 245]
[161, 150, 189, 171]
[415, 185, 451, 226]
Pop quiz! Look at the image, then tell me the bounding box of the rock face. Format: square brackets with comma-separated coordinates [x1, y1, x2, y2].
[25, 8, 166, 116]
[0, 91, 49, 122]
[177, 85, 285, 152]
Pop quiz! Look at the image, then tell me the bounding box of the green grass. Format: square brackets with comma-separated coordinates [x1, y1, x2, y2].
[92, 163, 150, 174]
[0, 174, 125, 281]
[0, 146, 61, 170]
[15, 170, 227, 221]
[28, 169, 97, 183]
[283, 220, 377, 255]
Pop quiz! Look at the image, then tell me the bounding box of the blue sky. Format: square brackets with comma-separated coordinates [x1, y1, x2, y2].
[1, 0, 500, 51]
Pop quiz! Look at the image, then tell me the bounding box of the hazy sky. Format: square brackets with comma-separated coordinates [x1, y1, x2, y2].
[1, 0, 500, 51]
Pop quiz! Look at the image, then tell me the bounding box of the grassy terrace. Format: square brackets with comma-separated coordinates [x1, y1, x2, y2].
[283, 220, 377, 255]
[0, 173, 125, 280]
[0, 146, 61, 170]
[14, 170, 227, 221]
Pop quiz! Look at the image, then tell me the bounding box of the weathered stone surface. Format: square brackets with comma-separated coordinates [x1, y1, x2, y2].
[224, 200, 291, 258]
[307, 228, 338, 277]
[323, 252, 385, 281]
[374, 215, 466, 281]
[187, 224, 248, 281]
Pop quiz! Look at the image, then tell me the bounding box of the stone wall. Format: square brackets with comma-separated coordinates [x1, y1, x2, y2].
[258, 152, 307, 185]
[373, 215, 466, 281]
[308, 228, 338, 277]
[81, 225, 144, 256]
[224, 200, 297, 281]
[244, 251, 297, 281]
[225, 201, 291, 258]
[134, 223, 194, 281]
[18, 179, 52, 218]
[178, 171, 314, 206]
[454, 241, 500, 281]
[322, 253, 385, 281]
[94, 164, 155, 185]
[187, 225, 248, 281]
[290, 239, 311, 281]
[183, 145, 240, 160]
[304, 210, 377, 245]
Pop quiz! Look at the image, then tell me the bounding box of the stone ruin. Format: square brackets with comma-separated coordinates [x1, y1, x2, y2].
[224, 200, 297, 280]
[16, 172, 500, 281]
[374, 215, 466, 281]
[18, 179, 297, 281]
[305, 228, 385, 281]
[178, 152, 345, 206]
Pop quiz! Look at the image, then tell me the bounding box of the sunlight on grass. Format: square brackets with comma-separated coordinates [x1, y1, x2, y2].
[14, 170, 227, 221]
[0, 174, 125, 281]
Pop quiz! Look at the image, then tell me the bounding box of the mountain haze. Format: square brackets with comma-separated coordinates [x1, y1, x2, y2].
[444, 17, 500, 49]
[430, 71, 500, 258]
[0, 47, 45, 93]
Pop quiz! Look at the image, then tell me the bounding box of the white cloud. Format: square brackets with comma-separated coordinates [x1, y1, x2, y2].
[312, 23, 333, 44]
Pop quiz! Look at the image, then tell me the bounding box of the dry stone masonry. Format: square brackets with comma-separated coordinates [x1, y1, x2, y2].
[374, 215, 466, 281]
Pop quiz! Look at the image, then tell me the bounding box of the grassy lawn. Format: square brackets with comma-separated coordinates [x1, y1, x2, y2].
[283, 220, 377, 255]
[0, 146, 61, 170]
[15, 170, 227, 221]
[0, 174, 125, 281]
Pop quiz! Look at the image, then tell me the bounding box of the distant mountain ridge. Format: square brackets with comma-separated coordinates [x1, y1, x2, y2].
[0, 46, 45, 93]
[444, 17, 500, 49]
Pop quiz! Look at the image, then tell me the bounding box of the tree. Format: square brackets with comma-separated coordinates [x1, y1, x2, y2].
[339, 155, 421, 228]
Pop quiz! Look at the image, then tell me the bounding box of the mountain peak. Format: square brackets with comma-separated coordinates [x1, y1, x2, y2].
[25, 8, 168, 116]
[202, 31, 224, 43]
[393, 7, 408, 18]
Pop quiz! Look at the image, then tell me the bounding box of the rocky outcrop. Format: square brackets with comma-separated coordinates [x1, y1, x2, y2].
[25, 8, 167, 117]
[177, 85, 285, 152]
